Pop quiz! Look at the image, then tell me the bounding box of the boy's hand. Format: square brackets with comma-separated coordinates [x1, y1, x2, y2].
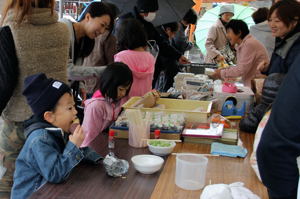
[69, 125, 85, 148]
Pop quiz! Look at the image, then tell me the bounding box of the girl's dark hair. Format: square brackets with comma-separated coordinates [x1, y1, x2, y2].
[98, 62, 133, 101]
[268, 0, 300, 28]
[77, 2, 114, 58]
[162, 22, 179, 32]
[116, 18, 148, 52]
[252, 7, 269, 24]
[183, 9, 198, 25]
[226, 19, 249, 39]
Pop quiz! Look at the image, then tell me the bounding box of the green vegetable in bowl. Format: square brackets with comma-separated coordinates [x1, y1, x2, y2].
[149, 140, 171, 147]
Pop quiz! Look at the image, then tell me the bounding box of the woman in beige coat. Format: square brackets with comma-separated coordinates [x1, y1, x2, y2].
[205, 4, 234, 63]
[0, 0, 69, 197]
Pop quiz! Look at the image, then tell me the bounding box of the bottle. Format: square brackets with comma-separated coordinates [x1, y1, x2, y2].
[108, 130, 115, 149]
[154, 129, 160, 139]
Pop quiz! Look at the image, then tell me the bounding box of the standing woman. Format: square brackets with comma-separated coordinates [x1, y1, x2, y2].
[0, 0, 70, 197]
[258, 0, 300, 75]
[61, 2, 113, 120]
[61, 1, 114, 81]
[211, 19, 269, 87]
[205, 4, 234, 64]
[256, 0, 300, 198]
[239, 0, 300, 134]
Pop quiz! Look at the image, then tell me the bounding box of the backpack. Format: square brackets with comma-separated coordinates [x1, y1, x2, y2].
[0, 26, 19, 115]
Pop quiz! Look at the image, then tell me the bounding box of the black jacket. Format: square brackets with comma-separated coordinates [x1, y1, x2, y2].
[116, 7, 182, 61]
[239, 73, 285, 133]
[257, 55, 300, 198]
[266, 24, 300, 75]
[0, 26, 18, 115]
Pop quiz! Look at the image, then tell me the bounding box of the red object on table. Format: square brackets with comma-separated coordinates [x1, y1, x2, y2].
[222, 82, 237, 93]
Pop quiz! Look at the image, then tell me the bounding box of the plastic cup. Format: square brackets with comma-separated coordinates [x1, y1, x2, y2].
[175, 153, 208, 190]
[128, 123, 150, 148]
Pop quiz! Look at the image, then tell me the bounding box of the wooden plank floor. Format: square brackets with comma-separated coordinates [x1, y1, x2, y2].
[150, 132, 268, 199]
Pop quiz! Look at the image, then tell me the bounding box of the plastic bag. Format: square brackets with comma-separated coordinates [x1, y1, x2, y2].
[146, 40, 159, 61]
[154, 71, 167, 92]
[103, 153, 129, 177]
[200, 182, 260, 199]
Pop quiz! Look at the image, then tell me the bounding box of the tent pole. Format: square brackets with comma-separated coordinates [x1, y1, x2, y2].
[59, 0, 64, 19]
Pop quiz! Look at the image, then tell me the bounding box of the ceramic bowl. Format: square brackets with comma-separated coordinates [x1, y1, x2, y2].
[131, 154, 164, 174]
[147, 140, 176, 156]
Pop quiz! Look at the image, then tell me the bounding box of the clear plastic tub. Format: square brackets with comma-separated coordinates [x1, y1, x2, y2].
[175, 153, 208, 190]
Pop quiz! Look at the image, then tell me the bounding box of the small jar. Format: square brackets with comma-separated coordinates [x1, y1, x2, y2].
[108, 130, 115, 149]
[154, 129, 160, 139]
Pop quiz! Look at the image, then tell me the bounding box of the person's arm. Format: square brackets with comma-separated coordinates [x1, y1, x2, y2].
[30, 134, 84, 183]
[67, 62, 106, 81]
[104, 34, 117, 64]
[205, 26, 222, 60]
[173, 28, 193, 53]
[80, 147, 103, 164]
[156, 33, 182, 60]
[220, 42, 257, 79]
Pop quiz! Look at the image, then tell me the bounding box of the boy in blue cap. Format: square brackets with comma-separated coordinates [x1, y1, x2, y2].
[11, 73, 101, 199]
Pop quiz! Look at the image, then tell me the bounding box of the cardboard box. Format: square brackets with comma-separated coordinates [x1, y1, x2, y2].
[213, 86, 254, 112]
[110, 126, 181, 140]
[122, 97, 212, 123]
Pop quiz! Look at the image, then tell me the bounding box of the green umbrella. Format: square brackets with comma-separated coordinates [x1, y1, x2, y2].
[195, 4, 256, 55]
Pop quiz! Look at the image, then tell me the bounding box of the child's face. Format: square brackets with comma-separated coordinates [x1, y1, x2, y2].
[49, 93, 77, 133]
[117, 85, 131, 100]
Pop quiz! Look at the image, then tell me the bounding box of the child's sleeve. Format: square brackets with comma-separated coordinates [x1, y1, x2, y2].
[81, 101, 106, 147]
[80, 147, 103, 165]
[30, 138, 84, 183]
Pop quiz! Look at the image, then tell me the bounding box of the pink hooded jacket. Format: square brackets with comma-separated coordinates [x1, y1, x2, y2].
[81, 91, 126, 147]
[220, 35, 269, 87]
[114, 50, 155, 97]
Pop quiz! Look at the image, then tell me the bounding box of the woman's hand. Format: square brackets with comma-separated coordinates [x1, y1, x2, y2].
[257, 60, 268, 72]
[216, 55, 225, 62]
[179, 55, 190, 64]
[210, 68, 222, 80]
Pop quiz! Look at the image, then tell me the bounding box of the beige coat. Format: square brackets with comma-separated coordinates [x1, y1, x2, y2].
[3, 9, 70, 122]
[82, 32, 117, 94]
[220, 35, 269, 87]
[83, 31, 117, 66]
[205, 19, 228, 63]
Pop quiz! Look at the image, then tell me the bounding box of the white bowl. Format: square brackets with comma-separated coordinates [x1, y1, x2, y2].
[131, 154, 164, 174]
[147, 140, 176, 156]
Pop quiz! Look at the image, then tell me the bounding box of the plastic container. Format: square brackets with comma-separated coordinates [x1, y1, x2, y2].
[122, 97, 212, 123]
[154, 129, 160, 139]
[186, 63, 217, 74]
[213, 86, 254, 112]
[175, 153, 208, 190]
[128, 122, 150, 148]
[222, 82, 237, 93]
[108, 130, 115, 149]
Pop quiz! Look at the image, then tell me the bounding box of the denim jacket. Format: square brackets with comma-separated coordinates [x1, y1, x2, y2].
[11, 119, 102, 199]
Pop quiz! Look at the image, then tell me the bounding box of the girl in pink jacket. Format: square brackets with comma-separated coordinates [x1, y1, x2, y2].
[81, 62, 133, 147]
[114, 19, 155, 98]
